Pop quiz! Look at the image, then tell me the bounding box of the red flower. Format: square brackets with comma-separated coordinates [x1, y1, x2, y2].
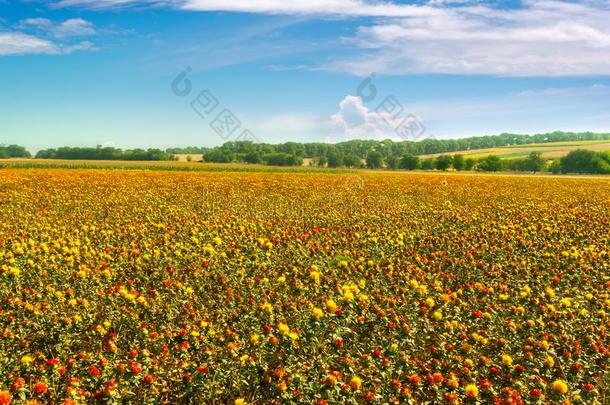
[89, 365, 101, 377]
[143, 374, 156, 384]
[514, 364, 525, 373]
[10, 377, 25, 392]
[129, 362, 142, 374]
[46, 358, 60, 367]
[364, 391, 376, 400]
[34, 382, 48, 395]
[409, 374, 421, 384]
[530, 388, 541, 397]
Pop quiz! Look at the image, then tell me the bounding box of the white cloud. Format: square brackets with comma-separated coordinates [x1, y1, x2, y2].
[1, 18, 98, 57]
[47, 0, 610, 76]
[18, 17, 96, 38]
[332, 1, 610, 76]
[52, 0, 441, 16]
[0, 32, 59, 55]
[179, 0, 438, 17]
[330, 95, 426, 141]
[54, 18, 96, 37]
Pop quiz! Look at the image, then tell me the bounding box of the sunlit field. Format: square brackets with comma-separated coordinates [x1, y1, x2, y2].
[1, 169, 609, 404]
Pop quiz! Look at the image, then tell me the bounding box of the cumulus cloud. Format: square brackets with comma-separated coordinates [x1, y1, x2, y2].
[0, 18, 98, 57]
[18, 18, 96, 38]
[0, 32, 59, 56]
[330, 95, 426, 141]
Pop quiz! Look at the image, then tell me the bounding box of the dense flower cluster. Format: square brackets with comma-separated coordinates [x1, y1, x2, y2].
[0, 169, 609, 404]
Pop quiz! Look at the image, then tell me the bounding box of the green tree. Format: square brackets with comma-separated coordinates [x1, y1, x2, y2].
[525, 152, 546, 172]
[386, 156, 399, 170]
[478, 155, 503, 172]
[366, 151, 383, 169]
[327, 151, 343, 168]
[560, 149, 597, 173]
[421, 158, 435, 170]
[453, 154, 465, 171]
[400, 153, 420, 170]
[343, 154, 362, 168]
[435, 155, 453, 171]
[464, 158, 476, 171]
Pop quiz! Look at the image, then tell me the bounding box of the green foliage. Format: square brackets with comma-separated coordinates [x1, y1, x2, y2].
[263, 153, 304, 166]
[343, 154, 362, 168]
[385, 155, 400, 170]
[0, 144, 31, 159]
[36, 146, 175, 161]
[453, 154, 465, 171]
[478, 155, 503, 172]
[366, 150, 383, 169]
[399, 153, 420, 170]
[167, 131, 610, 165]
[505, 152, 546, 172]
[326, 150, 343, 168]
[435, 155, 453, 171]
[558, 149, 610, 174]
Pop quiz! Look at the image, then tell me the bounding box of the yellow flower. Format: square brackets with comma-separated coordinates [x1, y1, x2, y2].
[250, 334, 260, 345]
[544, 356, 555, 368]
[501, 354, 513, 366]
[213, 237, 222, 245]
[235, 399, 246, 405]
[425, 297, 435, 308]
[310, 271, 321, 284]
[464, 384, 479, 399]
[278, 323, 290, 336]
[350, 376, 363, 390]
[312, 307, 324, 320]
[552, 379, 568, 394]
[21, 355, 34, 365]
[432, 311, 442, 321]
[326, 299, 337, 313]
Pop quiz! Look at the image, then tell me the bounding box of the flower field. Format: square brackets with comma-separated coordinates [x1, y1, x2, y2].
[0, 168, 609, 404]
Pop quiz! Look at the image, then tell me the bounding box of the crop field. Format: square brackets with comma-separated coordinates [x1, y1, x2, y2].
[420, 140, 610, 160]
[0, 169, 609, 404]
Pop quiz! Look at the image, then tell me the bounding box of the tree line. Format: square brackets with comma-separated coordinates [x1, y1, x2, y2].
[34, 146, 176, 161]
[0, 145, 31, 159]
[172, 131, 610, 162]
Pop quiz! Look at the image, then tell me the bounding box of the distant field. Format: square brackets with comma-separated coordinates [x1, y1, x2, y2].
[420, 140, 610, 159]
[174, 154, 204, 162]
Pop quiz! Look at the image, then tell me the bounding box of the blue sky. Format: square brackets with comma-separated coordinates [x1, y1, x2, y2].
[1, 0, 609, 151]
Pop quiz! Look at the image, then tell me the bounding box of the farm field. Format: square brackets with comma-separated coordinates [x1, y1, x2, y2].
[0, 169, 609, 404]
[420, 140, 610, 160]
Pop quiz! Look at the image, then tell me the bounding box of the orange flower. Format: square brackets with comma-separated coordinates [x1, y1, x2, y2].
[0, 391, 12, 405]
